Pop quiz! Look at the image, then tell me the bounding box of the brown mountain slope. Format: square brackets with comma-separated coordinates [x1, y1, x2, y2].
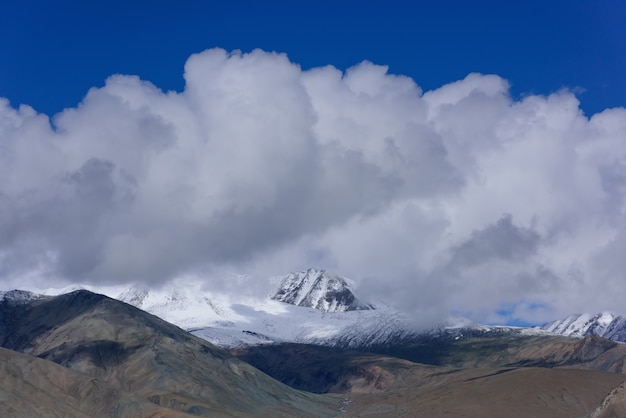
[0, 291, 340, 417]
[0, 346, 192, 418]
[234, 334, 626, 395]
[343, 367, 626, 418]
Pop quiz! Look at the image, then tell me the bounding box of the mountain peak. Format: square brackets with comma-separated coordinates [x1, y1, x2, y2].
[542, 312, 626, 342]
[270, 268, 374, 312]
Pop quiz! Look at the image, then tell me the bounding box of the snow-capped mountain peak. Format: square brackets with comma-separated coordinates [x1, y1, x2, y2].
[270, 268, 373, 313]
[541, 312, 626, 342]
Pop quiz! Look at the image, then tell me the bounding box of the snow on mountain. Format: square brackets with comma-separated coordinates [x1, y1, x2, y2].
[192, 301, 413, 348]
[108, 278, 416, 348]
[541, 312, 626, 342]
[115, 284, 246, 330]
[270, 268, 373, 312]
[12, 271, 421, 347]
[103, 274, 509, 349]
[6, 269, 532, 349]
[0, 289, 47, 305]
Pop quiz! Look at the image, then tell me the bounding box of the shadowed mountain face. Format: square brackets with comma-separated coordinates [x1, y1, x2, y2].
[234, 335, 626, 418]
[234, 332, 626, 395]
[360, 330, 626, 372]
[0, 290, 340, 417]
[233, 335, 626, 395]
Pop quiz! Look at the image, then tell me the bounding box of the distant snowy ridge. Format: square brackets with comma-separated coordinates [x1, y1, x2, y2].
[0, 289, 47, 305]
[115, 284, 243, 330]
[270, 268, 374, 312]
[541, 312, 626, 342]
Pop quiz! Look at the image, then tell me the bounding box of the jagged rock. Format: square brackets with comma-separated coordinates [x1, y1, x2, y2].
[271, 268, 373, 312]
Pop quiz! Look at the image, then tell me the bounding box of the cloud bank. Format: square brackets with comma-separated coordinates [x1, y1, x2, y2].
[2, 48, 626, 324]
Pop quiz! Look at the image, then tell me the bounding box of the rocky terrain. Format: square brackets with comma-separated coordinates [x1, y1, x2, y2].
[270, 268, 374, 312]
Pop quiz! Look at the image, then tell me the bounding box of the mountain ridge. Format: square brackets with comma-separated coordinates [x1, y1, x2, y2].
[541, 312, 626, 342]
[0, 289, 341, 417]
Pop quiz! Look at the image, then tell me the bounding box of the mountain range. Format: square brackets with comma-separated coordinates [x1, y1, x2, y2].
[3, 269, 626, 417]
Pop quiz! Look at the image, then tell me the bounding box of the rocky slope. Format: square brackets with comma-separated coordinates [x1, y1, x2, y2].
[589, 382, 626, 418]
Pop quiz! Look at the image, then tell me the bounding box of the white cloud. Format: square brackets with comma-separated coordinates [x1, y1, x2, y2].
[1, 48, 626, 325]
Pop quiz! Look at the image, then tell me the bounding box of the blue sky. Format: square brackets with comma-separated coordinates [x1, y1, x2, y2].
[1, 0, 624, 117]
[2, 0, 626, 325]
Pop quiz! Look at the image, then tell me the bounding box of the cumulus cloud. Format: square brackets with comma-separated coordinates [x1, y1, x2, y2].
[1, 48, 626, 325]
